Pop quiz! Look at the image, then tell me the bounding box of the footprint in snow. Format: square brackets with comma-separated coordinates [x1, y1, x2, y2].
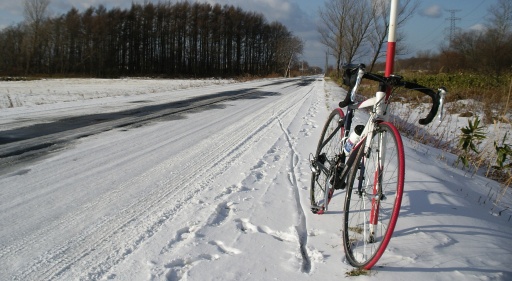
[165, 254, 220, 281]
[160, 224, 199, 254]
[207, 201, 236, 227]
[235, 218, 297, 243]
[209, 240, 242, 255]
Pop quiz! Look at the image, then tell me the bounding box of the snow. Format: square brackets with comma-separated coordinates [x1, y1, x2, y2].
[0, 77, 511, 280]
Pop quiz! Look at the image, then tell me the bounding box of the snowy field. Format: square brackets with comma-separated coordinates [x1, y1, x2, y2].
[0, 77, 511, 280]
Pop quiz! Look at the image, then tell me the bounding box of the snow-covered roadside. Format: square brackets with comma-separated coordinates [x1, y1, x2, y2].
[0, 78, 243, 131]
[0, 78, 235, 109]
[0, 78, 511, 280]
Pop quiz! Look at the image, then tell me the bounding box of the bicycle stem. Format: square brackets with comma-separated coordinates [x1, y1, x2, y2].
[438, 87, 447, 121]
[349, 68, 365, 103]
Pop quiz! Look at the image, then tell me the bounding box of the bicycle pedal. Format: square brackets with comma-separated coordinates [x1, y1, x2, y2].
[309, 154, 320, 174]
[311, 206, 324, 214]
[368, 236, 376, 243]
[310, 162, 319, 174]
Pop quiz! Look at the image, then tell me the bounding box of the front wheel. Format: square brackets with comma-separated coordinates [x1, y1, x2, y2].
[310, 109, 345, 214]
[342, 122, 404, 269]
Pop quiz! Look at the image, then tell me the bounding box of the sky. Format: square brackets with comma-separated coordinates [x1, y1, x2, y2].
[0, 0, 494, 68]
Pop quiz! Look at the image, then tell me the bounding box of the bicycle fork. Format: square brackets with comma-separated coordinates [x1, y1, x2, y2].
[368, 129, 387, 242]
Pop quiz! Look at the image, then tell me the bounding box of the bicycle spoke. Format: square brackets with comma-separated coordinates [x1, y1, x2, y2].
[343, 122, 404, 268]
[310, 109, 345, 214]
[337, 61, 445, 269]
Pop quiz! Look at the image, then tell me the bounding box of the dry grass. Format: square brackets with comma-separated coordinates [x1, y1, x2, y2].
[346, 268, 370, 277]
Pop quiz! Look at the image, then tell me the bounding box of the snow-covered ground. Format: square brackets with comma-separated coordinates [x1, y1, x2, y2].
[0, 78, 235, 109]
[0, 77, 511, 280]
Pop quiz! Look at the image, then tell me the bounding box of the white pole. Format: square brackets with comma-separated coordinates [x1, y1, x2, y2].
[385, 0, 399, 77]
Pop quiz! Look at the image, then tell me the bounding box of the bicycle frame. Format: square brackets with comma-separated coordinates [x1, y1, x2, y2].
[315, 65, 444, 215]
[350, 68, 397, 235]
[320, 68, 391, 212]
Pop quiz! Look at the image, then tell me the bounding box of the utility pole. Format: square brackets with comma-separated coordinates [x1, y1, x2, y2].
[325, 51, 328, 75]
[285, 54, 293, 78]
[446, 9, 461, 45]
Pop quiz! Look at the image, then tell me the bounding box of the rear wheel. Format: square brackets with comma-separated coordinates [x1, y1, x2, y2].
[343, 122, 404, 268]
[310, 109, 345, 214]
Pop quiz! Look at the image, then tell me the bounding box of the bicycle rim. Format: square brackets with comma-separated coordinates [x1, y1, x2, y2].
[310, 109, 345, 214]
[343, 122, 404, 268]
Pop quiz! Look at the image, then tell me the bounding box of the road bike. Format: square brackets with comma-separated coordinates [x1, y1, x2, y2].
[309, 63, 447, 269]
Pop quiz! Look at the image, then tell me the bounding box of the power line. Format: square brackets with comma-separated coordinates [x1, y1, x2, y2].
[463, 0, 486, 18]
[460, 0, 487, 29]
[412, 1, 486, 53]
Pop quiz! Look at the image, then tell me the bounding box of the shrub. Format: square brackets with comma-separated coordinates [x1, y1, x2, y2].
[455, 116, 487, 169]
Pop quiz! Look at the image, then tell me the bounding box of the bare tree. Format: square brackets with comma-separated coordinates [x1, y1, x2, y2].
[318, 0, 379, 76]
[450, 10, 512, 78]
[23, 0, 51, 27]
[23, 0, 51, 74]
[488, 0, 512, 36]
[318, 0, 355, 76]
[484, 0, 512, 77]
[279, 35, 304, 77]
[342, 0, 373, 64]
[318, 0, 418, 74]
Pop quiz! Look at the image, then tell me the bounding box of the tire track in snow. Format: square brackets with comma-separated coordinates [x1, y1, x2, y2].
[150, 83, 317, 280]
[6, 80, 314, 280]
[7, 89, 273, 280]
[277, 88, 314, 273]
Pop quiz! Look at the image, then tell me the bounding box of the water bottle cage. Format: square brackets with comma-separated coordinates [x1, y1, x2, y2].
[343, 125, 365, 155]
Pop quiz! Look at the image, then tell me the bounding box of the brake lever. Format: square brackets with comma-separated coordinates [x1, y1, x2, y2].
[438, 87, 447, 122]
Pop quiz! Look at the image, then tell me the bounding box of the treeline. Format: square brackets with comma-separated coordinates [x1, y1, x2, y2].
[0, 1, 303, 77]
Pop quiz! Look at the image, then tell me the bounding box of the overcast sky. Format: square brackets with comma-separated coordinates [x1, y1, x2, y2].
[0, 0, 493, 68]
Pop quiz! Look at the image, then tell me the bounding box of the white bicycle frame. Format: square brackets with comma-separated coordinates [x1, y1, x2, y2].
[348, 68, 389, 157]
[344, 68, 389, 241]
[321, 67, 389, 212]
